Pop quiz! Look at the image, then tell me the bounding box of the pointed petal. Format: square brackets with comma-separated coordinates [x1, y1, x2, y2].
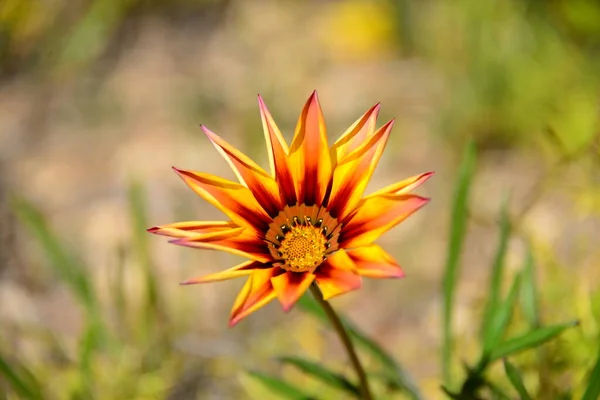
[172, 228, 272, 263]
[341, 194, 430, 248]
[147, 220, 238, 238]
[330, 103, 380, 164]
[327, 119, 394, 220]
[288, 91, 332, 206]
[347, 245, 405, 279]
[181, 260, 267, 284]
[229, 268, 280, 327]
[202, 126, 284, 217]
[271, 271, 315, 312]
[173, 168, 271, 233]
[315, 250, 362, 300]
[258, 95, 297, 206]
[366, 171, 435, 198]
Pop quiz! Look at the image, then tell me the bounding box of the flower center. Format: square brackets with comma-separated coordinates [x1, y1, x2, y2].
[266, 204, 341, 273]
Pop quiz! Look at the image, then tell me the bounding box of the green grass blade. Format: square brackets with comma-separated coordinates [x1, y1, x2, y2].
[490, 321, 578, 362]
[503, 359, 532, 400]
[481, 273, 522, 364]
[12, 197, 97, 314]
[246, 371, 315, 400]
[582, 346, 600, 400]
[0, 353, 43, 399]
[443, 141, 477, 385]
[297, 294, 423, 399]
[481, 196, 511, 340]
[278, 356, 360, 398]
[520, 248, 539, 328]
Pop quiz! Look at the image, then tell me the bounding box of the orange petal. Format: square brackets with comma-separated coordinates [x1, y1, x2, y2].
[271, 271, 315, 312]
[327, 119, 393, 220]
[347, 245, 404, 279]
[181, 260, 267, 284]
[258, 95, 297, 206]
[288, 91, 332, 206]
[172, 228, 272, 263]
[229, 268, 280, 327]
[315, 250, 362, 300]
[341, 194, 430, 248]
[173, 168, 271, 233]
[330, 103, 380, 165]
[202, 125, 284, 217]
[366, 171, 435, 198]
[147, 220, 238, 238]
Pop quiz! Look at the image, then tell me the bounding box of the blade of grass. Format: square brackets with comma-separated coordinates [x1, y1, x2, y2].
[443, 141, 477, 386]
[520, 248, 539, 328]
[0, 353, 43, 400]
[582, 346, 600, 400]
[245, 371, 315, 400]
[480, 196, 511, 340]
[503, 359, 532, 400]
[490, 321, 578, 362]
[278, 356, 360, 398]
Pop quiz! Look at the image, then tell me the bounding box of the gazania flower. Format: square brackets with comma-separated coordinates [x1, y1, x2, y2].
[149, 91, 432, 327]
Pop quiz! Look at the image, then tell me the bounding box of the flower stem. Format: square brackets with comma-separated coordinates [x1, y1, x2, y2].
[309, 283, 373, 400]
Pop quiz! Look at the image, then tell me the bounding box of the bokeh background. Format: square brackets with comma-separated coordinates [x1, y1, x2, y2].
[1, 0, 599, 399]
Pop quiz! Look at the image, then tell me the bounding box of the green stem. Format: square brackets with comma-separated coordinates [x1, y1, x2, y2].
[309, 283, 373, 400]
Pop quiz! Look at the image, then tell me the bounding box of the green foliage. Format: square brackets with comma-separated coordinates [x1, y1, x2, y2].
[244, 371, 315, 400]
[582, 346, 600, 400]
[503, 359, 532, 400]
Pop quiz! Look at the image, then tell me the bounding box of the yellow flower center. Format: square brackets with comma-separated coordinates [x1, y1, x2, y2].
[266, 204, 341, 274]
[278, 224, 327, 273]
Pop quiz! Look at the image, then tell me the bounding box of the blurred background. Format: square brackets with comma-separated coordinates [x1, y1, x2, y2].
[1, 0, 599, 398]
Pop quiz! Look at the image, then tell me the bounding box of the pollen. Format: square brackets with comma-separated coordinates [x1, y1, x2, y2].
[278, 225, 327, 273]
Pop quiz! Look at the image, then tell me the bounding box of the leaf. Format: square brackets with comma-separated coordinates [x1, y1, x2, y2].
[520, 248, 539, 328]
[297, 293, 422, 399]
[481, 196, 511, 340]
[503, 359, 532, 400]
[480, 273, 522, 366]
[490, 321, 578, 362]
[0, 353, 43, 399]
[442, 141, 477, 385]
[245, 371, 315, 400]
[278, 356, 360, 398]
[582, 346, 600, 400]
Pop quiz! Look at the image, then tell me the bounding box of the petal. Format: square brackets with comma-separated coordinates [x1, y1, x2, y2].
[202, 125, 284, 217]
[327, 119, 394, 220]
[173, 168, 271, 233]
[315, 250, 362, 300]
[341, 194, 430, 248]
[366, 171, 435, 198]
[330, 103, 380, 165]
[346, 245, 404, 279]
[172, 228, 272, 263]
[229, 268, 280, 327]
[181, 260, 267, 284]
[271, 271, 315, 312]
[258, 95, 297, 206]
[288, 91, 332, 206]
[147, 220, 238, 238]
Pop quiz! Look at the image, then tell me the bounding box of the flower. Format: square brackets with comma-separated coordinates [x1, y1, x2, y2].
[148, 91, 432, 327]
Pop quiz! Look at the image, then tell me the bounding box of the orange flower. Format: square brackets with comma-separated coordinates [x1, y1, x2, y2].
[149, 91, 432, 327]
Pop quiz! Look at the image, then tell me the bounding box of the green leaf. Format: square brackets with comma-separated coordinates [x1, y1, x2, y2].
[503, 359, 532, 400]
[481, 273, 522, 365]
[297, 294, 423, 399]
[278, 356, 360, 397]
[481, 196, 511, 340]
[0, 353, 43, 399]
[246, 371, 315, 400]
[520, 248, 539, 328]
[582, 346, 600, 400]
[12, 197, 97, 314]
[490, 321, 578, 361]
[442, 141, 477, 385]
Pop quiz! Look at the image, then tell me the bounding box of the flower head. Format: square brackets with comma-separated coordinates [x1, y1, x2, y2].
[149, 91, 432, 327]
